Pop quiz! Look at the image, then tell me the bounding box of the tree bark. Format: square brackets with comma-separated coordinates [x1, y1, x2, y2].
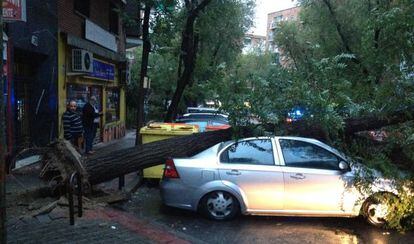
[135, 3, 152, 145]
[84, 128, 231, 185]
[343, 108, 414, 134]
[280, 107, 414, 141]
[165, 0, 213, 122]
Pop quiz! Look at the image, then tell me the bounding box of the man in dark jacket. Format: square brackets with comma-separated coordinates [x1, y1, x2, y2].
[82, 96, 101, 154]
[62, 100, 83, 149]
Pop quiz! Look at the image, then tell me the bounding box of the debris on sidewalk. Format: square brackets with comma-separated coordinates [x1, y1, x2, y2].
[92, 191, 129, 204]
[30, 200, 58, 217]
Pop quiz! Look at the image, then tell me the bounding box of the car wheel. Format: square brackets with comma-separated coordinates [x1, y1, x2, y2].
[363, 193, 396, 227]
[200, 191, 240, 221]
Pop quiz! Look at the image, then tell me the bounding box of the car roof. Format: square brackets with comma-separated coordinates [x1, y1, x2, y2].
[182, 113, 228, 117]
[178, 113, 229, 122]
[187, 107, 219, 113]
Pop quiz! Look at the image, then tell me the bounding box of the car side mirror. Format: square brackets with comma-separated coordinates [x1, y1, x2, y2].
[338, 161, 349, 171]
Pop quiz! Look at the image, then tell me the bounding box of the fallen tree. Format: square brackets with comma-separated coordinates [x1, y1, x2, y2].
[85, 127, 232, 184]
[278, 107, 414, 142]
[39, 128, 233, 190]
[33, 109, 414, 191]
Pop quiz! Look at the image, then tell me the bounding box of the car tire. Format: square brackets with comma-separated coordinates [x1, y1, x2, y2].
[362, 193, 397, 228]
[200, 191, 240, 221]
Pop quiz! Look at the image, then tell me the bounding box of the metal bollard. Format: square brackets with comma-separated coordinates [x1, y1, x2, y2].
[76, 173, 83, 217]
[68, 171, 83, 225]
[68, 177, 74, 225]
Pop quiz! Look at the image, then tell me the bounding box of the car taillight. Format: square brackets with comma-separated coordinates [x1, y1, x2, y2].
[164, 158, 180, 178]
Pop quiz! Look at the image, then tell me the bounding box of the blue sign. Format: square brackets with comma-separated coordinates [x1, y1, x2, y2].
[89, 59, 115, 81]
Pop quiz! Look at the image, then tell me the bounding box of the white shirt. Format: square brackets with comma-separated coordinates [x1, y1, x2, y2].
[93, 105, 100, 123]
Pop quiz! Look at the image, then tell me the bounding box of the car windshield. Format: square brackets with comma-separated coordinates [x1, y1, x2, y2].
[180, 113, 228, 121]
[316, 141, 350, 163]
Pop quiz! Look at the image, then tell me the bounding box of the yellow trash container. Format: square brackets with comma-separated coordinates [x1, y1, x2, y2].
[140, 123, 199, 180]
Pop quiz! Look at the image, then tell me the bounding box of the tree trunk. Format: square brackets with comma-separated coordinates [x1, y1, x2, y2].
[44, 128, 232, 186]
[165, 0, 213, 122]
[279, 106, 414, 140]
[135, 3, 152, 145]
[86, 128, 231, 184]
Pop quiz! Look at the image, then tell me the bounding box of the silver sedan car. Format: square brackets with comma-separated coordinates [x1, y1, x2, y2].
[160, 136, 397, 227]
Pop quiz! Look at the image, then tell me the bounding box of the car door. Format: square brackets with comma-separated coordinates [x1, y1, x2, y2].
[218, 138, 284, 210]
[278, 139, 348, 213]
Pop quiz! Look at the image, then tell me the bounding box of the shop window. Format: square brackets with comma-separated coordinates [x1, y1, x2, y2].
[67, 84, 89, 113]
[67, 84, 102, 114]
[106, 88, 120, 123]
[74, 0, 90, 17]
[109, 2, 119, 34]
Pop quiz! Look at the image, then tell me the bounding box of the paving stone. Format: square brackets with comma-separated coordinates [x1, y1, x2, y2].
[48, 207, 68, 220]
[35, 214, 52, 223]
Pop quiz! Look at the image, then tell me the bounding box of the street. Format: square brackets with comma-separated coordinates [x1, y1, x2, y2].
[99, 131, 414, 244]
[1, 0, 414, 243]
[114, 183, 414, 244]
[5, 131, 414, 243]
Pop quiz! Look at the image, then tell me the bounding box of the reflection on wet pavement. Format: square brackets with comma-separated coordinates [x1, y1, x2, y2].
[118, 186, 414, 244]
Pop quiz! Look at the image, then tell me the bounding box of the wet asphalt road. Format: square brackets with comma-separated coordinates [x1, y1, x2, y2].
[98, 131, 414, 243]
[112, 183, 414, 244]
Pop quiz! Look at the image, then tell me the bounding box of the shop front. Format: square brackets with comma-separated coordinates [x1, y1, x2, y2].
[58, 33, 126, 144]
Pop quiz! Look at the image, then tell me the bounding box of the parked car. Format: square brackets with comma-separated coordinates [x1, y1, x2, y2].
[175, 113, 229, 132]
[160, 136, 398, 227]
[186, 107, 219, 114]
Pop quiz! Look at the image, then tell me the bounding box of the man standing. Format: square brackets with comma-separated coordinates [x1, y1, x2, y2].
[62, 100, 83, 149]
[82, 96, 101, 155]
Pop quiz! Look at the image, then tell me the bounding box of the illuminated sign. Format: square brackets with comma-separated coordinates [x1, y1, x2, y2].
[88, 59, 115, 81]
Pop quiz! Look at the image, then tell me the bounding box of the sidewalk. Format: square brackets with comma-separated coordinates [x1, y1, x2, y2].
[7, 207, 191, 243]
[6, 130, 199, 243]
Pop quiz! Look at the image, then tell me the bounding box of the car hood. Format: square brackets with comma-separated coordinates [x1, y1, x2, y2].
[350, 162, 398, 195]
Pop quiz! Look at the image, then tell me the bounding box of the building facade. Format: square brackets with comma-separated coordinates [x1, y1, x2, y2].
[6, 0, 58, 153]
[266, 6, 300, 65]
[57, 0, 128, 143]
[5, 0, 133, 158]
[243, 33, 266, 54]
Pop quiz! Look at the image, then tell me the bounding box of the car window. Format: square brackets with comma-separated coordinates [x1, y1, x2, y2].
[279, 139, 340, 170]
[220, 139, 274, 166]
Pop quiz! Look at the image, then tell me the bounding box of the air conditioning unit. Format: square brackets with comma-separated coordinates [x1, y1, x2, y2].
[72, 49, 93, 73]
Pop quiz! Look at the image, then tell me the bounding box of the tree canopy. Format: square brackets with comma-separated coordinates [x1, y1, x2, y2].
[128, 0, 255, 120]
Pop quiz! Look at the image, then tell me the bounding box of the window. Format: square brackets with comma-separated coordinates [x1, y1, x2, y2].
[106, 88, 120, 123]
[74, 0, 90, 17]
[244, 38, 252, 46]
[109, 2, 119, 34]
[274, 15, 283, 22]
[67, 84, 102, 114]
[220, 139, 274, 166]
[279, 139, 340, 170]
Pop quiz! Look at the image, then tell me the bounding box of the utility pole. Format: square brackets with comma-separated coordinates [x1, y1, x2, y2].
[0, 0, 6, 242]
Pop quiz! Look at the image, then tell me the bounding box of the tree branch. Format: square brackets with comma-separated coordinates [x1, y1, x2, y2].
[190, 0, 213, 18]
[321, 0, 370, 76]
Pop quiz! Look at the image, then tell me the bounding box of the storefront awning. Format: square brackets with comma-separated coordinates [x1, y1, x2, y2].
[67, 34, 126, 63]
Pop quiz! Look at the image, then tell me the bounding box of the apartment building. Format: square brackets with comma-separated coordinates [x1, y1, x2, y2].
[266, 6, 300, 64]
[243, 33, 266, 54]
[4, 0, 140, 157]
